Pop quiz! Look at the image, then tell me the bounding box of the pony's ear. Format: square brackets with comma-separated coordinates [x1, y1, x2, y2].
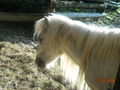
[44, 16, 50, 28]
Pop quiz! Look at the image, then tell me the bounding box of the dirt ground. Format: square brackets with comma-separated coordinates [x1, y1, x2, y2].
[0, 10, 119, 90]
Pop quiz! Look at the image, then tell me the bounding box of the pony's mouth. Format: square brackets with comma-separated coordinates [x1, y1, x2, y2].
[35, 57, 46, 69]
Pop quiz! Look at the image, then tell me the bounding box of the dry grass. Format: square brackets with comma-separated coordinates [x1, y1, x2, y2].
[0, 22, 73, 90]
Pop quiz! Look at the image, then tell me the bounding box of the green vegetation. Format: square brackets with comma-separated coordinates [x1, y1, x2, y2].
[80, 8, 120, 28]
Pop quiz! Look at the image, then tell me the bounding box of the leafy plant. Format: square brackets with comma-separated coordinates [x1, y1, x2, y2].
[116, 8, 120, 14]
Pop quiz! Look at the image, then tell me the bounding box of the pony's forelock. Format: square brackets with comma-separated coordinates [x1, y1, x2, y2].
[33, 19, 44, 41]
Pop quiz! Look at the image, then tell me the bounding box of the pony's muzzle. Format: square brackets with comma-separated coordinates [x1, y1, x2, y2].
[35, 56, 46, 69]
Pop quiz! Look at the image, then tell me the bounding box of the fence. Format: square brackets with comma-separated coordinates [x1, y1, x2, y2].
[0, 0, 51, 22]
[0, 0, 107, 22]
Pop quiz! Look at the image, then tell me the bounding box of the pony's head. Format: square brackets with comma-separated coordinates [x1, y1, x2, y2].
[34, 15, 70, 69]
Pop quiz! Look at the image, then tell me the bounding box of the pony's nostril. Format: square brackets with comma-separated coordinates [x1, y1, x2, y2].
[35, 57, 46, 69]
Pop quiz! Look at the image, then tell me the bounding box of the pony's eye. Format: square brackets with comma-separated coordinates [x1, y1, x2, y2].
[39, 34, 45, 44]
[39, 38, 44, 44]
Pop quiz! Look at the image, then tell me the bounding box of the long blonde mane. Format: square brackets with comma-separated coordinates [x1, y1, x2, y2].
[34, 15, 120, 90]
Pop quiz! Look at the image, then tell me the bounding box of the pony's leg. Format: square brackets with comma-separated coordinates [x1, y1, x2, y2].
[84, 73, 98, 90]
[76, 73, 92, 90]
[83, 83, 92, 90]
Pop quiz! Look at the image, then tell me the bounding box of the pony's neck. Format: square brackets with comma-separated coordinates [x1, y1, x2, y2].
[59, 21, 89, 65]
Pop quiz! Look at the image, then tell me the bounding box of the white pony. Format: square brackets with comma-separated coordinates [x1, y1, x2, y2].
[34, 14, 120, 90]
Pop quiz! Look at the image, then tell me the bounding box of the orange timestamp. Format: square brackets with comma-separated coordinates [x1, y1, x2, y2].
[96, 78, 115, 83]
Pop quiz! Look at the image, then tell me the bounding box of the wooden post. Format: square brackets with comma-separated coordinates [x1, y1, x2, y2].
[0, 12, 44, 22]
